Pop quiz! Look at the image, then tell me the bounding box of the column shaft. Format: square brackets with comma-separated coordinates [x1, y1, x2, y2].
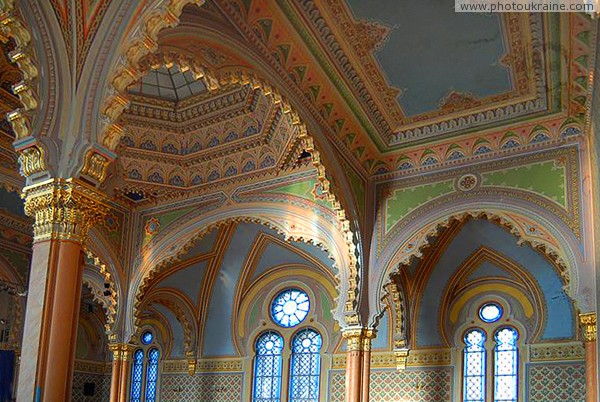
[579, 312, 597, 402]
[585, 340, 597, 402]
[119, 357, 131, 402]
[15, 178, 108, 402]
[17, 239, 84, 401]
[345, 349, 362, 402]
[109, 346, 123, 402]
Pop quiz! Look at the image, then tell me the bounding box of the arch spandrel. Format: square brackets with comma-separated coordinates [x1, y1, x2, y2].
[125, 201, 355, 342]
[370, 197, 588, 329]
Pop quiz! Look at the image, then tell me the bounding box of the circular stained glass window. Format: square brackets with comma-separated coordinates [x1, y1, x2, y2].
[271, 289, 310, 328]
[479, 303, 502, 323]
[141, 330, 154, 345]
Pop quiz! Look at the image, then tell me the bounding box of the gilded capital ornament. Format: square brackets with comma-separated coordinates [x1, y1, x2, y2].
[361, 329, 377, 352]
[579, 312, 596, 342]
[22, 178, 109, 242]
[80, 150, 111, 184]
[109, 343, 122, 361]
[342, 328, 364, 352]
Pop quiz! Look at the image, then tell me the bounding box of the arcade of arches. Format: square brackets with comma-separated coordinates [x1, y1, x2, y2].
[0, 1, 598, 401]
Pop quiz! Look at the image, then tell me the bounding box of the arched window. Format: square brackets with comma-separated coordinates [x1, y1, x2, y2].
[494, 327, 518, 402]
[251, 287, 324, 402]
[461, 302, 520, 402]
[463, 329, 486, 402]
[253, 331, 284, 402]
[145, 348, 160, 402]
[130, 349, 144, 402]
[130, 330, 161, 402]
[289, 328, 322, 402]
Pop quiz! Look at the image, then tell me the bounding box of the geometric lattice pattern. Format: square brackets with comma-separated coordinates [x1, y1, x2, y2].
[160, 373, 243, 401]
[528, 363, 586, 401]
[253, 331, 284, 401]
[494, 327, 518, 402]
[290, 329, 322, 401]
[145, 348, 160, 402]
[464, 329, 486, 402]
[329, 368, 452, 402]
[71, 372, 111, 402]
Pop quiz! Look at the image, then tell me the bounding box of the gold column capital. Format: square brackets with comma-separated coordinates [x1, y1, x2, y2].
[361, 328, 377, 352]
[22, 178, 109, 242]
[342, 327, 364, 352]
[109, 343, 136, 361]
[579, 312, 597, 342]
[342, 327, 377, 352]
[393, 348, 410, 371]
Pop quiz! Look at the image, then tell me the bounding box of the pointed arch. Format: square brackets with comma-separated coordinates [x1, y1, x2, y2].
[126, 201, 353, 341]
[371, 196, 585, 327]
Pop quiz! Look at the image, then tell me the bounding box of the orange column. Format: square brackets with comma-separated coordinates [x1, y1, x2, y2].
[580, 313, 597, 402]
[343, 328, 363, 402]
[109, 344, 123, 402]
[360, 329, 376, 402]
[119, 345, 134, 402]
[15, 179, 108, 402]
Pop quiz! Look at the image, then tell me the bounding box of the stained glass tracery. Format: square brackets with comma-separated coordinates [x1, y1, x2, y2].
[145, 348, 160, 402]
[253, 331, 284, 402]
[271, 289, 310, 328]
[463, 328, 486, 402]
[289, 329, 323, 402]
[494, 327, 518, 402]
[129, 330, 161, 402]
[130, 349, 144, 402]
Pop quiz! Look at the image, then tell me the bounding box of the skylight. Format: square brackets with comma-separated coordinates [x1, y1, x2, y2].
[128, 65, 207, 102]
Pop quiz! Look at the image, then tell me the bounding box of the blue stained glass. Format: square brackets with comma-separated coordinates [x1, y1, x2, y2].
[494, 327, 518, 402]
[479, 303, 502, 323]
[289, 329, 322, 402]
[141, 330, 153, 345]
[253, 331, 283, 402]
[271, 289, 310, 328]
[463, 329, 486, 402]
[130, 349, 144, 402]
[144, 348, 160, 402]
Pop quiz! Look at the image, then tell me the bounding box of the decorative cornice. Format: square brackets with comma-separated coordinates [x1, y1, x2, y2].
[73, 359, 112, 374]
[332, 349, 451, 369]
[163, 358, 242, 373]
[579, 312, 596, 342]
[22, 178, 109, 242]
[529, 342, 585, 361]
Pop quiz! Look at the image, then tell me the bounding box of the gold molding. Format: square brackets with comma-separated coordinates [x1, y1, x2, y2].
[579, 312, 596, 342]
[342, 328, 364, 352]
[22, 178, 109, 242]
[393, 348, 410, 371]
[80, 150, 111, 184]
[17, 144, 46, 177]
[342, 327, 377, 352]
[0, 3, 38, 140]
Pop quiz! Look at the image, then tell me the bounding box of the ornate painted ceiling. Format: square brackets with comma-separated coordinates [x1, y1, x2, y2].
[107, 1, 592, 181]
[0, 0, 597, 327]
